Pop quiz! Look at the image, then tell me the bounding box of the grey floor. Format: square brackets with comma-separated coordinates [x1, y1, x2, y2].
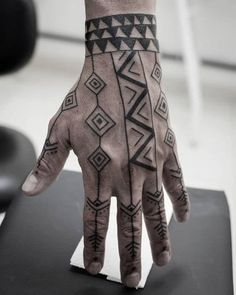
[0, 39, 236, 291]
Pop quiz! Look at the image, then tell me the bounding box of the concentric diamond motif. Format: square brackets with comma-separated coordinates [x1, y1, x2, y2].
[151, 62, 162, 84]
[164, 128, 175, 148]
[62, 91, 78, 111]
[86, 106, 115, 136]
[88, 146, 111, 171]
[154, 91, 168, 120]
[85, 72, 106, 95]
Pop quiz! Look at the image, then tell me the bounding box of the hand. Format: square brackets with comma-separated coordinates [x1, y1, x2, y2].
[22, 12, 190, 288]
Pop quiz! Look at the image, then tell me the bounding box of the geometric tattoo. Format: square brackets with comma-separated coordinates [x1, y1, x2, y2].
[85, 13, 159, 56]
[85, 55, 115, 252]
[36, 91, 78, 170]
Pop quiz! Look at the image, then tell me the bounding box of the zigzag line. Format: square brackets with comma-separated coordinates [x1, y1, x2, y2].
[116, 51, 156, 171]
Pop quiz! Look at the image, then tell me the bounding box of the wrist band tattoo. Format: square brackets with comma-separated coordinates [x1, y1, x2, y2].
[85, 13, 159, 56]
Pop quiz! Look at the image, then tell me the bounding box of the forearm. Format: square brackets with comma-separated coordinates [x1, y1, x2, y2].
[84, 0, 156, 19]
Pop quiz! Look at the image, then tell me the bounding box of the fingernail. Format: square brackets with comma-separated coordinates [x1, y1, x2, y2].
[174, 210, 190, 223]
[156, 250, 171, 266]
[22, 174, 38, 193]
[124, 272, 140, 288]
[87, 261, 102, 275]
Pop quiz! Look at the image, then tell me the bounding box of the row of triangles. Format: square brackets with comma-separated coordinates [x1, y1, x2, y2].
[85, 38, 159, 56]
[86, 14, 156, 32]
[85, 24, 156, 41]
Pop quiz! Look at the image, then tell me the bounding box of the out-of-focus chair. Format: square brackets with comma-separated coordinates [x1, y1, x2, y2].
[0, 0, 37, 74]
[0, 0, 37, 212]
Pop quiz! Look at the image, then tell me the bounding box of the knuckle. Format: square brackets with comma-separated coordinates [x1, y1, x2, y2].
[120, 221, 142, 239]
[84, 214, 108, 233]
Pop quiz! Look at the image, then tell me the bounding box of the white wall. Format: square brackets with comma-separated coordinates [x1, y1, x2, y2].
[35, 0, 236, 64]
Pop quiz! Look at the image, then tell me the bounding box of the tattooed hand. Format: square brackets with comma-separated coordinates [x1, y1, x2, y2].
[22, 0, 190, 288]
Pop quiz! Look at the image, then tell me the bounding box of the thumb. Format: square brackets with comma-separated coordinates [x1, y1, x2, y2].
[22, 115, 71, 196]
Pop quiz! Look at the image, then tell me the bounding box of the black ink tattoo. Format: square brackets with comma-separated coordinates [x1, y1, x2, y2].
[36, 90, 78, 170]
[85, 55, 116, 252]
[154, 91, 168, 120]
[85, 13, 159, 56]
[111, 49, 168, 254]
[151, 52, 188, 213]
[85, 197, 110, 251]
[120, 200, 142, 258]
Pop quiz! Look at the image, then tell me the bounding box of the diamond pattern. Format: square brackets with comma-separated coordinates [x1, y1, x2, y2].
[154, 91, 168, 120]
[62, 91, 78, 111]
[164, 128, 175, 148]
[85, 72, 106, 95]
[88, 146, 111, 171]
[86, 106, 115, 136]
[151, 62, 162, 84]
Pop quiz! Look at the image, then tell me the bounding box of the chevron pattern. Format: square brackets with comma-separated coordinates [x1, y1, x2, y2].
[85, 197, 110, 251]
[85, 13, 159, 56]
[120, 200, 142, 257]
[36, 90, 78, 170]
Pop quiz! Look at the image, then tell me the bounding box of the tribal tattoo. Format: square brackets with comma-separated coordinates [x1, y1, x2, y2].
[22, 12, 190, 289]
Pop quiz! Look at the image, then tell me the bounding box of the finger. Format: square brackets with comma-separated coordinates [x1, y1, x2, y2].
[116, 188, 142, 288]
[142, 173, 172, 267]
[21, 111, 71, 196]
[82, 169, 111, 275]
[162, 148, 190, 223]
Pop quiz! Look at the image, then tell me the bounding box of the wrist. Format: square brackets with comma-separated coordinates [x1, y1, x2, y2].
[84, 0, 156, 20]
[85, 2, 159, 57]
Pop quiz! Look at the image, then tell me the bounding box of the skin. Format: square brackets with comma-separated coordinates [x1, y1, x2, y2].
[22, 0, 190, 289]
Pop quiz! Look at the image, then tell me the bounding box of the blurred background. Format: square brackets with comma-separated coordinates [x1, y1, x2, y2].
[0, 0, 235, 291]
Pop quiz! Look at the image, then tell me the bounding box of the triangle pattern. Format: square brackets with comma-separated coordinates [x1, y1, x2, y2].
[112, 17, 122, 27]
[114, 15, 125, 25]
[145, 26, 155, 39]
[126, 15, 135, 24]
[124, 17, 132, 25]
[95, 39, 108, 52]
[101, 16, 112, 27]
[98, 19, 109, 29]
[130, 27, 143, 38]
[102, 30, 113, 38]
[139, 39, 151, 50]
[147, 40, 158, 51]
[85, 14, 159, 55]
[136, 15, 145, 24]
[92, 19, 100, 29]
[130, 96, 152, 128]
[133, 40, 145, 50]
[135, 25, 147, 38]
[107, 26, 118, 38]
[116, 27, 128, 38]
[90, 32, 99, 40]
[88, 22, 97, 32]
[86, 41, 94, 55]
[120, 40, 132, 51]
[143, 16, 151, 25]
[123, 38, 136, 50]
[92, 42, 103, 54]
[120, 25, 133, 37]
[105, 40, 118, 52]
[134, 16, 141, 25]
[131, 136, 156, 171]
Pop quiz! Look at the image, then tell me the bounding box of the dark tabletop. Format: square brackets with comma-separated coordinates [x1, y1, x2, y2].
[0, 170, 233, 295]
